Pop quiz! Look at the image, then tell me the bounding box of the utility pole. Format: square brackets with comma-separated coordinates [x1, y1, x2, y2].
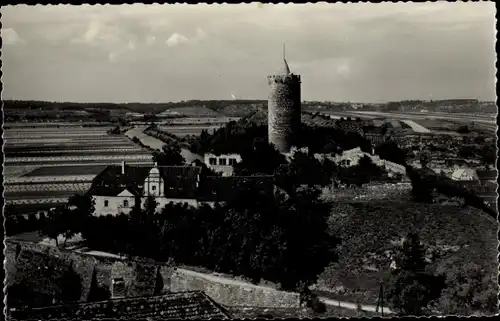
[376, 279, 384, 316]
[381, 280, 384, 317]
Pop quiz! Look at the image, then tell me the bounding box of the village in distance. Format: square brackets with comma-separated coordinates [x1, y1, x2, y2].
[2, 2, 498, 320]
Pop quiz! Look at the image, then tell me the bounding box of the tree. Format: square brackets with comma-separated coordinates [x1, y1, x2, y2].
[456, 125, 470, 134]
[386, 233, 445, 315]
[234, 138, 287, 176]
[375, 141, 407, 166]
[40, 208, 64, 246]
[55, 262, 82, 303]
[431, 262, 498, 315]
[154, 266, 164, 295]
[419, 152, 430, 168]
[153, 143, 185, 166]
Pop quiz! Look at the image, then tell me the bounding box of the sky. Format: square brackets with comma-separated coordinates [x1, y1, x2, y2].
[1, 2, 497, 103]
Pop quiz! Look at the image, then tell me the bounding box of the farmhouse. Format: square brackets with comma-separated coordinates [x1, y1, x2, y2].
[88, 161, 275, 216]
[204, 153, 242, 176]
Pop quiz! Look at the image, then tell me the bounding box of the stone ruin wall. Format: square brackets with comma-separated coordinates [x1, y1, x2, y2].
[6, 240, 300, 309]
[171, 269, 301, 308]
[268, 74, 301, 153]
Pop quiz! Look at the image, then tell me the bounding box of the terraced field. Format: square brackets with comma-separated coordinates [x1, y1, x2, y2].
[158, 125, 222, 137]
[4, 125, 154, 215]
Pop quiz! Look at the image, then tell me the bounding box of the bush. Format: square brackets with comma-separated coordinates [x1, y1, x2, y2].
[300, 287, 326, 314]
[456, 125, 470, 134]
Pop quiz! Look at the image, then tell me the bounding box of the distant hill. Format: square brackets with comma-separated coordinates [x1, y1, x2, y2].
[3, 100, 268, 117]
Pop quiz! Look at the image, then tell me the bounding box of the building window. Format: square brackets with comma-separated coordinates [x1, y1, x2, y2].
[104, 200, 109, 207]
[209, 158, 217, 165]
[219, 158, 227, 166]
[123, 200, 129, 207]
[152, 186, 157, 191]
[228, 158, 237, 166]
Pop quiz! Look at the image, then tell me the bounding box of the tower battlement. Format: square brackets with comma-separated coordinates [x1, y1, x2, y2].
[267, 74, 301, 85]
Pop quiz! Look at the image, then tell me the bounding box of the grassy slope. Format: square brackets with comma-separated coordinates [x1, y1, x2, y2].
[317, 201, 497, 305]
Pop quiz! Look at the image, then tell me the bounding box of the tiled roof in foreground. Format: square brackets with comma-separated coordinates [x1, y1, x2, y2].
[9, 291, 230, 320]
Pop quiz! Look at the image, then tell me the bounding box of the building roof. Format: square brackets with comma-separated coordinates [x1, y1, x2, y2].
[197, 175, 275, 202]
[159, 166, 202, 199]
[87, 165, 202, 199]
[9, 291, 230, 320]
[476, 169, 498, 181]
[451, 168, 478, 180]
[87, 165, 151, 197]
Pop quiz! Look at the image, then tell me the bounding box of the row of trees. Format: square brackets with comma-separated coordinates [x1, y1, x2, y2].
[40, 175, 338, 291]
[187, 118, 373, 157]
[407, 166, 497, 218]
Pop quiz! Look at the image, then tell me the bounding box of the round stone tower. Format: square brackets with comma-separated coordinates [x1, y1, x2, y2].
[267, 47, 301, 153]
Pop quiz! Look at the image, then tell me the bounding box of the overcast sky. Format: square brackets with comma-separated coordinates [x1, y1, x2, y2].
[1, 2, 496, 103]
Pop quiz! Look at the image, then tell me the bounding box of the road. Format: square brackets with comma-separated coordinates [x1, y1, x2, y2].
[319, 296, 394, 314]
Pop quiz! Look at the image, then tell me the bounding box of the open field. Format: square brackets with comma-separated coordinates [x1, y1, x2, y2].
[160, 117, 241, 125]
[316, 201, 497, 306]
[158, 125, 222, 137]
[4, 124, 154, 215]
[157, 106, 222, 117]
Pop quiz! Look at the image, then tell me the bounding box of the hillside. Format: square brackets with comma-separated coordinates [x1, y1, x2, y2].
[316, 201, 497, 305]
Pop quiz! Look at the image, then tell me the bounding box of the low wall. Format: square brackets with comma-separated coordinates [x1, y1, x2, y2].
[171, 268, 300, 308]
[322, 183, 412, 201]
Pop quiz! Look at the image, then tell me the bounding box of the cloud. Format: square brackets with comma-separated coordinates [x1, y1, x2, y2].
[165, 28, 207, 47]
[166, 33, 189, 47]
[0, 2, 496, 102]
[71, 19, 121, 46]
[1, 28, 26, 45]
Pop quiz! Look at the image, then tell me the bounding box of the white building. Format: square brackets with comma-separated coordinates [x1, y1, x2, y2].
[89, 162, 201, 216]
[204, 153, 242, 177]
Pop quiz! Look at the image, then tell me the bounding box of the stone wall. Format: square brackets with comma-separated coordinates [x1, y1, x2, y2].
[4, 240, 172, 302]
[7, 241, 300, 309]
[171, 268, 300, 308]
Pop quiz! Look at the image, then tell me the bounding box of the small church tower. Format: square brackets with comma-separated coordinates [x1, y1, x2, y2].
[267, 44, 302, 153]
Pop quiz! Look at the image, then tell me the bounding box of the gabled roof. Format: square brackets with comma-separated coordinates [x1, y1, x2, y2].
[9, 291, 230, 320]
[87, 165, 151, 197]
[87, 165, 202, 198]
